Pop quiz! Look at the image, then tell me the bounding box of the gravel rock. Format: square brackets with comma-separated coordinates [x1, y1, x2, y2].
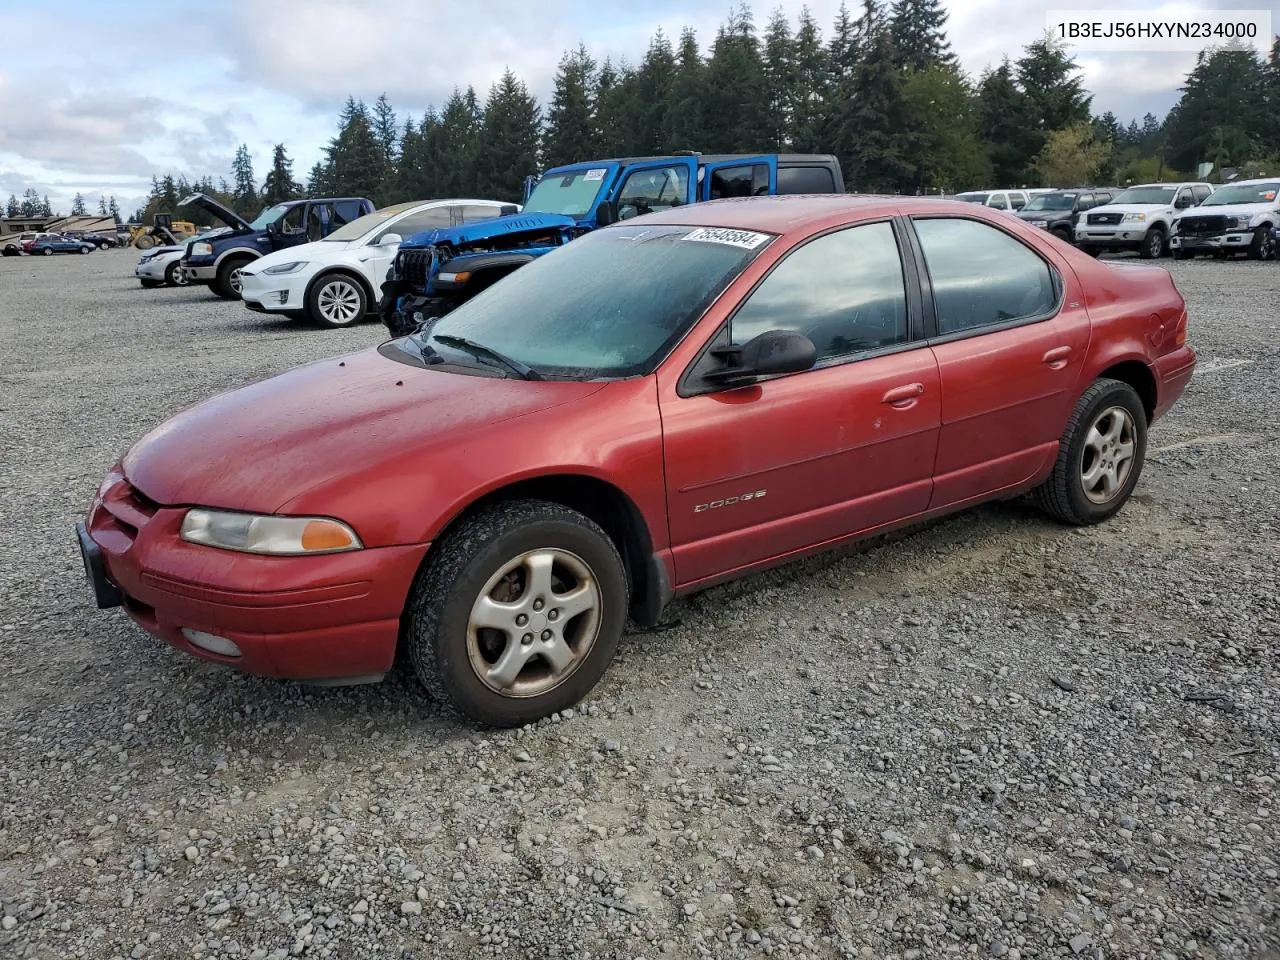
[0, 254, 1277, 958]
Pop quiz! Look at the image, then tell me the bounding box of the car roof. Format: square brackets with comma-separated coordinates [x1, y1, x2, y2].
[641, 194, 1015, 234]
[547, 153, 837, 171]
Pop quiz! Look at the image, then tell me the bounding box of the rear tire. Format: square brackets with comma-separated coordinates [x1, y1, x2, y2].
[307, 274, 367, 328]
[213, 256, 251, 300]
[79, 245, 91, 254]
[1051, 228, 1072, 245]
[42, 247, 53, 256]
[1139, 227, 1166, 259]
[1033, 378, 1147, 526]
[405, 500, 629, 727]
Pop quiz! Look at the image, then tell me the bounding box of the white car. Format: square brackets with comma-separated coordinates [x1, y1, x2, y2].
[134, 228, 230, 288]
[1170, 178, 1280, 260]
[954, 189, 1029, 211]
[239, 198, 515, 328]
[1074, 181, 1214, 259]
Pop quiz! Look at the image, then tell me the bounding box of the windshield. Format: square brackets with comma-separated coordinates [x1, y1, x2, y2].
[248, 203, 292, 230]
[1023, 193, 1077, 211]
[524, 168, 610, 217]
[1201, 182, 1278, 206]
[324, 200, 426, 241]
[1111, 186, 1178, 205]
[413, 223, 773, 379]
[954, 192, 989, 204]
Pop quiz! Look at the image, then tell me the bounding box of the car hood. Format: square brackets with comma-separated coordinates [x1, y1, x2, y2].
[1086, 202, 1175, 217]
[1174, 201, 1276, 220]
[179, 192, 254, 232]
[123, 347, 605, 514]
[248, 238, 364, 272]
[1017, 208, 1072, 221]
[398, 212, 578, 251]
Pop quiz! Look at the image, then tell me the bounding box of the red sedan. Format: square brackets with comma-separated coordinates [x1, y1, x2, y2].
[78, 196, 1196, 726]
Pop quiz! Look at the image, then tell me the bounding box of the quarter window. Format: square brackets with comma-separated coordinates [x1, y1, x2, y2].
[461, 203, 505, 223]
[777, 166, 836, 194]
[914, 218, 1057, 336]
[617, 165, 689, 219]
[380, 206, 453, 242]
[730, 221, 909, 361]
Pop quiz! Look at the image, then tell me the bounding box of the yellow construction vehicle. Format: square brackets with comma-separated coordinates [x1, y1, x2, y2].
[130, 214, 198, 249]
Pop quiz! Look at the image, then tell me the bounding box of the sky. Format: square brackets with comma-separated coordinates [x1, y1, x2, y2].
[0, 0, 1275, 216]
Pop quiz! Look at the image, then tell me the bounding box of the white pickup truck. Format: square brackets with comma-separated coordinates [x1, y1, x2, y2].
[1074, 182, 1214, 258]
[1170, 178, 1280, 260]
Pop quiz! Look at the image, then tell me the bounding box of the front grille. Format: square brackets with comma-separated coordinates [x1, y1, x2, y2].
[1177, 215, 1227, 237]
[397, 248, 436, 290]
[1087, 212, 1123, 226]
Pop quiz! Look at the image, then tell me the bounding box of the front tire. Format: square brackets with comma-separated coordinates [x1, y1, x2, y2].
[79, 245, 92, 254]
[164, 261, 187, 287]
[1247, 225, 1274, 261]
[307, 274, 367, 328]
[42, 247, 53, 256]
[1033, 378, 1148, 525]
[406, 500, 629, 727]
[213, 256, 251, 300]
[1139, 227, 1166, 259]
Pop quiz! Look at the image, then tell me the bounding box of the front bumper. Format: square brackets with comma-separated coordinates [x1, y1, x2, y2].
[239, 270, 305, 312]
[1073, 229, 1145, 249]
[183, 258, 217, 282]
[134, 258, 171, 281]
[79, 474, 429, 681]
[1169, 232, 1251, 251]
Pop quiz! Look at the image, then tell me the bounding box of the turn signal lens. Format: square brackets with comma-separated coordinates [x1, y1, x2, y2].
[181, 509, 362, 555]
[1174, 307, 1188, 346]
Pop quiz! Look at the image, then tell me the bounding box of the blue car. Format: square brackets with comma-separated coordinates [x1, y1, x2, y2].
[30, 235, 96, 256]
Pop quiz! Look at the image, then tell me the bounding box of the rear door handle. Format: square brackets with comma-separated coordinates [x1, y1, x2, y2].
[881, 382, 925, 408]
[1042, 346, 1072, 369]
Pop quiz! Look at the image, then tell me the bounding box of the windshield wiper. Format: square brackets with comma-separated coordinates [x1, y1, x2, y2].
[432, 335, 543, 381]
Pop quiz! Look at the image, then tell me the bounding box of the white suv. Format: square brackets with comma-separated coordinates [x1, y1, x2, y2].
[239, 198, 514, 328]
[954, 189, 1029, 211]
[1074, 181, 1213, 258]
[1170, 178, 1279, 260]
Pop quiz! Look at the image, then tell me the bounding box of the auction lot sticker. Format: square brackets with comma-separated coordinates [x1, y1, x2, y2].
[681, 227, 771, 249]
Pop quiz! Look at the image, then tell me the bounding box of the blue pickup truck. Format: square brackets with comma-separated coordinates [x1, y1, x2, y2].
[380, 153, 845, 335]
[179, 193, 374, 299]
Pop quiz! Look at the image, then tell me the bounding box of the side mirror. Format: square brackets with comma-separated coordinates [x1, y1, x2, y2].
[266, 218, 281, 234]
[378, 233, 402, 247]
[705, 330, 816, 386]
[1174, 197, 1191, 209]
[596, 201, 618, 227]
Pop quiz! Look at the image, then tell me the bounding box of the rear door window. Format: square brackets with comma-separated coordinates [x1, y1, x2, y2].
[777, 165, 836, 194]
[709, 164, 770, 199]
[461, 204, 505, 223]
[333, 200, 365, 225]
[379, 206, 453, 242]
[913, 218, 1057, 336]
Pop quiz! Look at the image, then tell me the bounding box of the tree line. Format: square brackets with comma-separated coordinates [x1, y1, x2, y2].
[18, 1, 1278, 224]
[4, 188, 120, 222]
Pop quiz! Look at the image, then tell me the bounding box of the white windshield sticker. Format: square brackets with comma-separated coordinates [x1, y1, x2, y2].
[583, 168, 606, 181]
[681, 227, 770, 249]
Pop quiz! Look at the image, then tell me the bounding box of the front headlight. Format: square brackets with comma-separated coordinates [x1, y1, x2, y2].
[1122, 213, 1147, 223]
[1225, 216, 1249, 231]
[191, 242, 213, 256]
[180, 509, 363, 555]
[263, 261, 307, 275]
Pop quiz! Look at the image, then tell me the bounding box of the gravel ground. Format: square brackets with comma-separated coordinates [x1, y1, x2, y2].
[0, 249, 1277, 960]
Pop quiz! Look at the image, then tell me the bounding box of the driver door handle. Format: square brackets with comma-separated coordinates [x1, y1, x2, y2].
[881, 383, 925, 408]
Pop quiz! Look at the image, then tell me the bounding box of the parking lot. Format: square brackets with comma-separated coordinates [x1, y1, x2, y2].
[1, 248, 1277, 959]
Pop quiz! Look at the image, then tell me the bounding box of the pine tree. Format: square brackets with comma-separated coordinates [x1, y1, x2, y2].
[97, 196, 108, 216]
[20, 188, 41, 216]
[889, 0, 955, 72]
[790, 8, 829, 152]
[828, 2, 859, 86]
[323, 98, 390, 201]
[543, 45, 598, 168]
[977, 59, 1040, 186]
[1016, 36, 1091, 134]
[1268, 38, 1280, 153]
[395, 112, 434, 201]
[901, 65, 990, 192]
[828, 3, 906, 191]
[108, 196, 120, 222]
[373, 93, 400, 166]
[475, 71, 540, 203]
[703, 4, 770, 152]
[663, 28, 707, 151]
[231, 144, 257, 214]
[261, 144, 301, 205]
[5, 194, 19, 217]
[1162, 47, 1268, 172]
[69, 193, 86, 216]
[430, 87, 484, 196]
[762, 10, 796, 151]
[41, 195, 54, 217]
[594, 59, 635, 156]
[633, 31, 677, 153]
[307, 161, 332, 197]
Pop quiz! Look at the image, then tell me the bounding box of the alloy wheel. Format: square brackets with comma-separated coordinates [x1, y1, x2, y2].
[317, 280, 362, 325]
[466, 548, 602, 698]
[1080, 406, 1137, 504]
[229, 267, 244, 295]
